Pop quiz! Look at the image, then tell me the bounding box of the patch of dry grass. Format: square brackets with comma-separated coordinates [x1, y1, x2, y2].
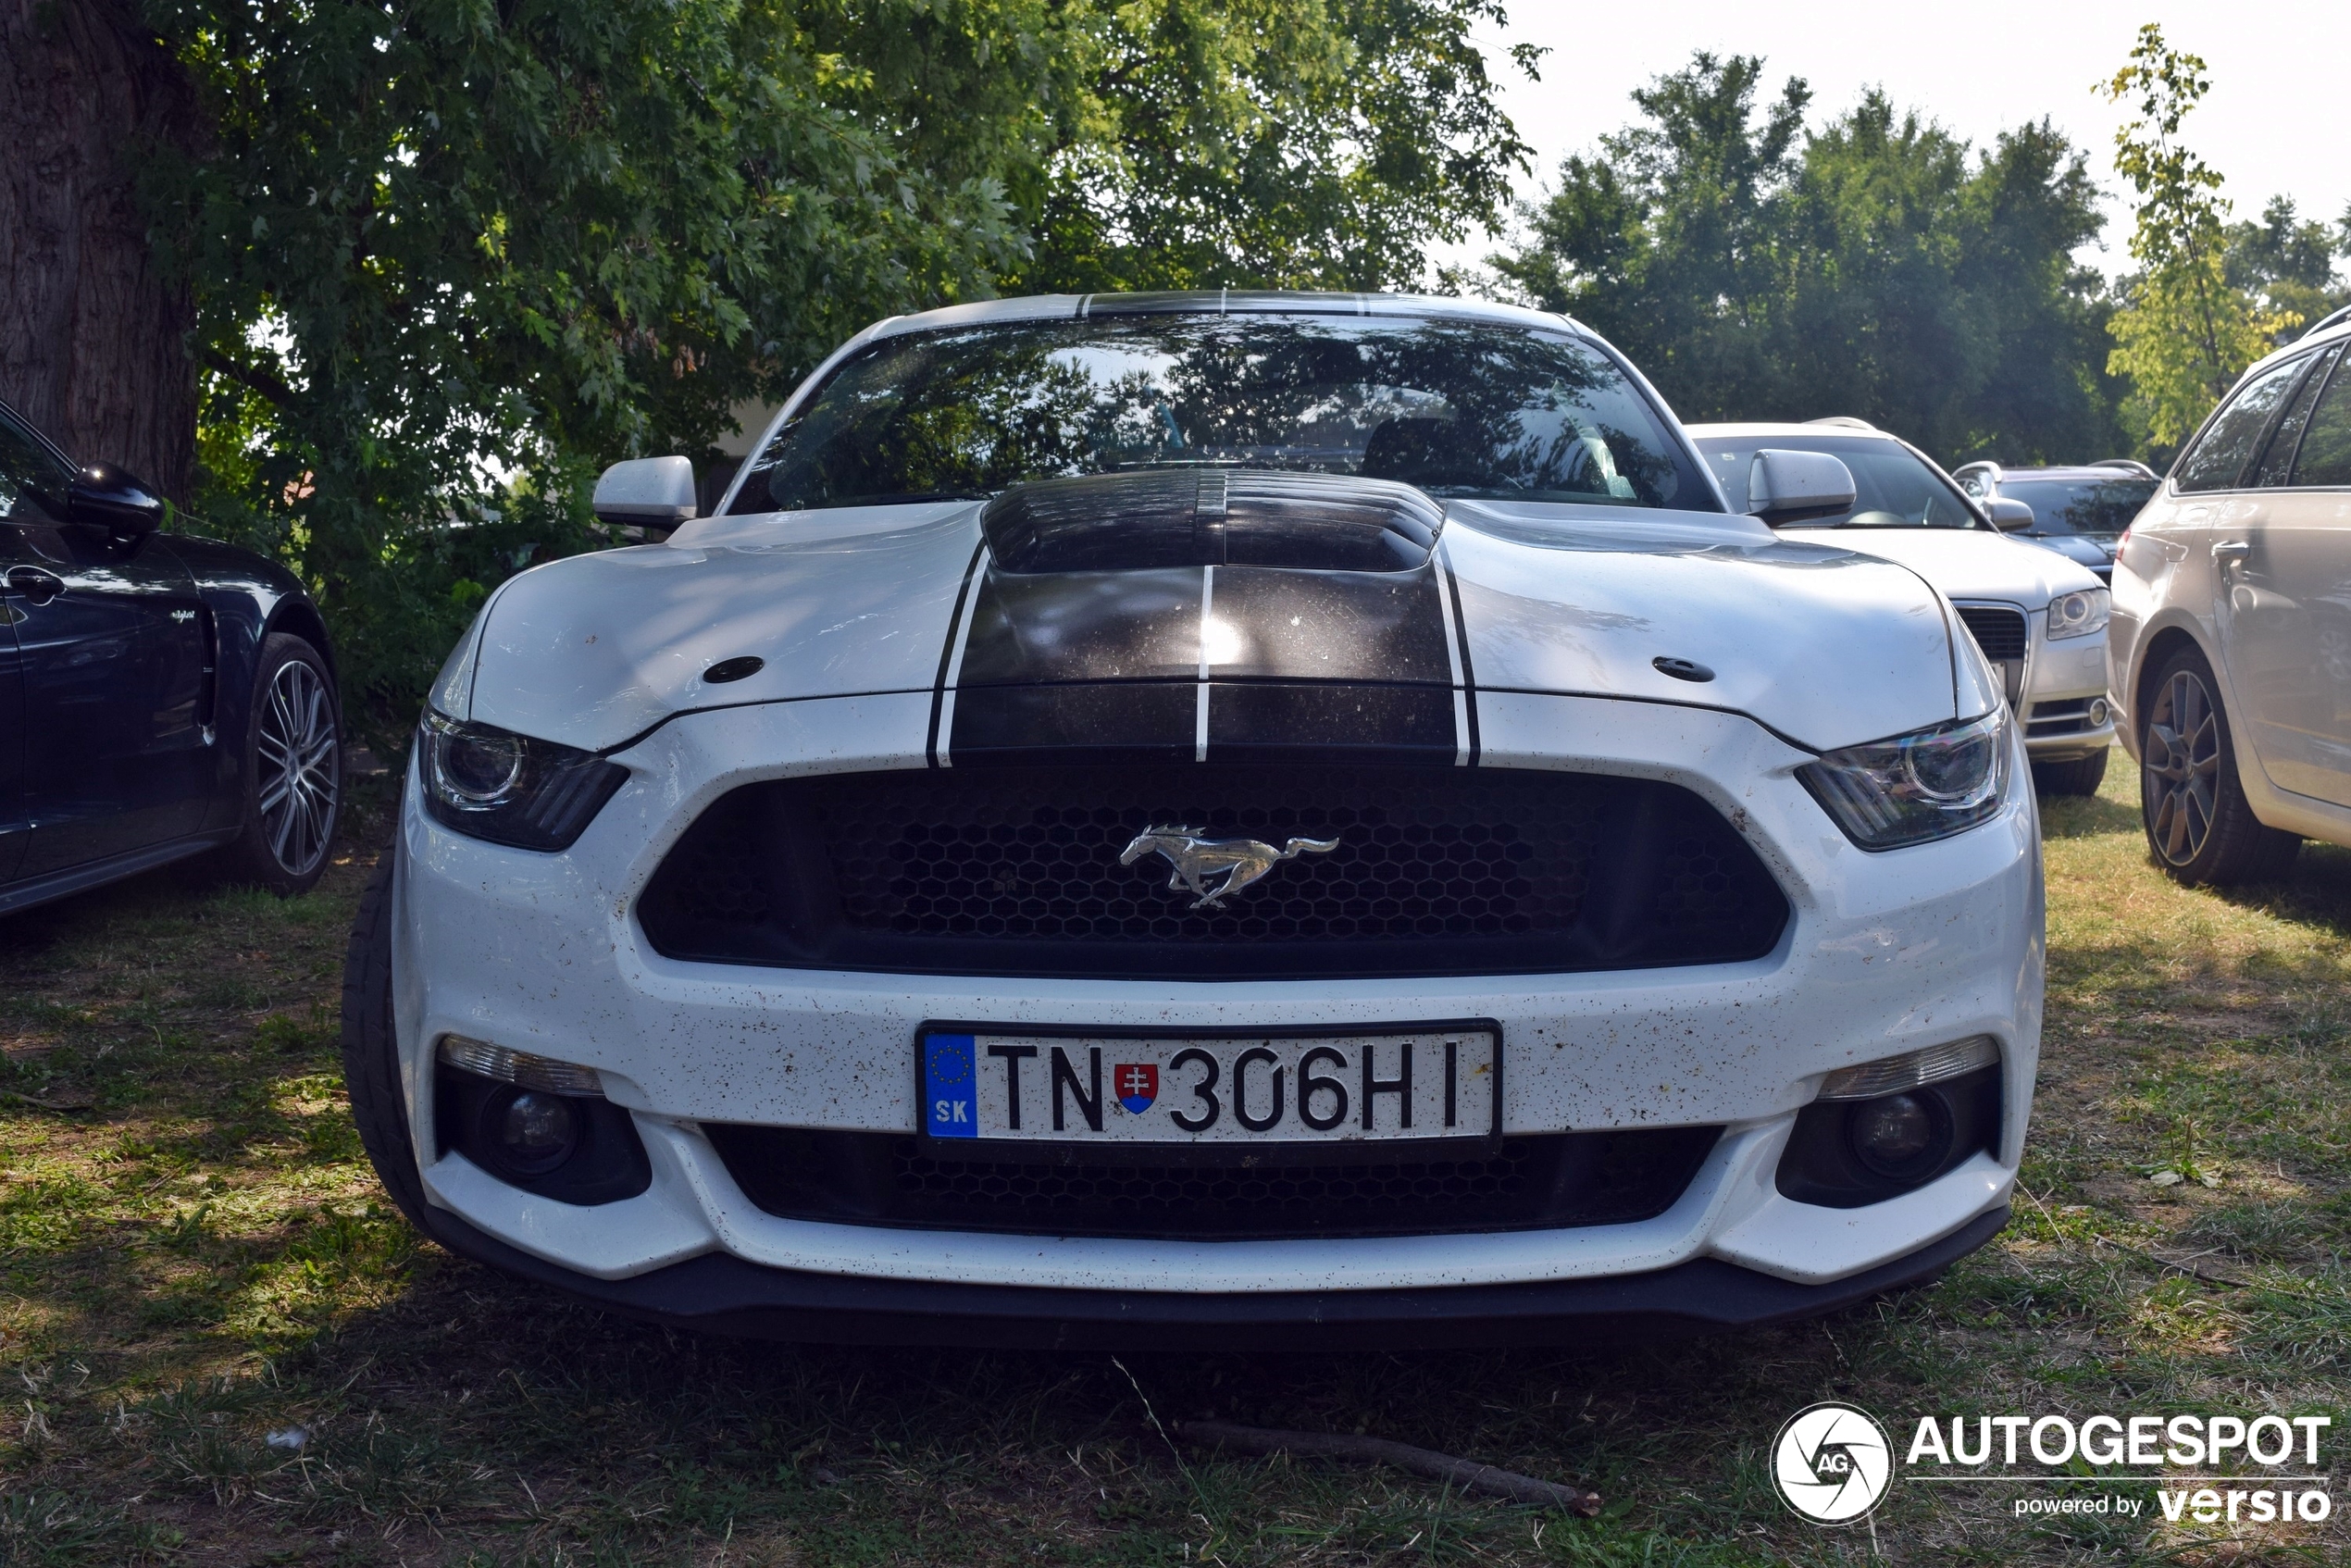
[0, 761, 2345, 1564]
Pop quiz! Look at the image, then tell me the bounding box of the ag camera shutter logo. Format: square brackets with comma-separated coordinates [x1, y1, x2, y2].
[1773, 1401, 1894, 1524]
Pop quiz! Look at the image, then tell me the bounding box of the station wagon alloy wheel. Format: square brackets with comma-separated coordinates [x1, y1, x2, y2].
[258, 658, 339, 877]
[2142, 666, 2220, 865]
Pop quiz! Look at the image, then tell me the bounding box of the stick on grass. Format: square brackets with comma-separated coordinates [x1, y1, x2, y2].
[1175, 1419, 1601, 1515]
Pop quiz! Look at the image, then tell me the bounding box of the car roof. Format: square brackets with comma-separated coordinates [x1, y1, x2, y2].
[1976, 466, 2159, 481]
[864, 290, 1592, 343]
[1683, 421, 1904, 442]
[2223, 305, 2351, 394]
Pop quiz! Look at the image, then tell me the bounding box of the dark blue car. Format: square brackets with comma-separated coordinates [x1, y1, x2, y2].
[0, 397, 341, 912]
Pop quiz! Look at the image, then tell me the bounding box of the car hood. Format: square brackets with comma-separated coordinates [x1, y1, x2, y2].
[1780, 526, 2104, 605]
[2029, 534, 2118, 566]
[444, 489, 1984, 757]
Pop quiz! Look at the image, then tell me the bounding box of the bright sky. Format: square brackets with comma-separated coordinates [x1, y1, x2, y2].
[1446, 1, 2351, 278]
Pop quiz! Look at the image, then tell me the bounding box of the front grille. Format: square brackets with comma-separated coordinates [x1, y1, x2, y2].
[1955, 605, 2029, 662]
[702, 1125, 1723, 1239]
[637, 765, 1789, 979]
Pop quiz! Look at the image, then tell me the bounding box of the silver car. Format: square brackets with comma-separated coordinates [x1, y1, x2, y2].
[2109, 310, 2351, 884]
[1687, 420, 2116, 796]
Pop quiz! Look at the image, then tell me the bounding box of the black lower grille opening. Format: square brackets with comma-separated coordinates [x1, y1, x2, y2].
[2026, 699, 2095, 738]
[703, 1125, 1723, 1239]
[638, 765, 1788, 979]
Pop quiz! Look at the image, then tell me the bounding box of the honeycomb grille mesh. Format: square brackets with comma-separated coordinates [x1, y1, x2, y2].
[832, 772, 1585, 943]
[639, 764, 1787, 978]
[895, 1144, 1530, 1213]
[702, 1125, 1724, 1239]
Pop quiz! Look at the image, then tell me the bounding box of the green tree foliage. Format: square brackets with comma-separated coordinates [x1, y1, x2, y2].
[1495, 54, 1805, 416]
[1019, 0, 1537, 292]
[1494, 53, 2124, 468]
[2223, 194, 2351, 344]
[2101, 24, 2298, 449]
[151, 0, 1530, 735]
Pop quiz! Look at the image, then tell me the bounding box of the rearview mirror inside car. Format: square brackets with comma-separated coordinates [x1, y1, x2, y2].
[592, 455, 698, 528]
[66, 464, 165, 538]
[1984, 498, 2035, 532]
[1746, 449, 1857, 526]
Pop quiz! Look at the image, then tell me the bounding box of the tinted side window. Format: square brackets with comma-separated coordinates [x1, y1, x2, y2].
[0, 409, 73, 524]
[2175, 355, 2311, 492]
[2294, 356, 2351, 488]
[2253, 344, 2340, 486]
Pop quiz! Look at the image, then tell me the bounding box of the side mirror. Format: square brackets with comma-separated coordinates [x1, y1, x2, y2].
[1985, 498, 2035, 532]
[1746, 449, 1857, 526]
[67, 464, 165, 538]
[591, 455, 697, 528]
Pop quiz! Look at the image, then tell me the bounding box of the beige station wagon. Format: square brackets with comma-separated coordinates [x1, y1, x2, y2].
[2109, 307, 2351, 884]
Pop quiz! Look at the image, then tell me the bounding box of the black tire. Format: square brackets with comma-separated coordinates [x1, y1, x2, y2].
[341, 844, 434, 1232]
[216, 633, 342, 895]
[2032, 749, 2109, 798]
[2138, 647, 2300, 886]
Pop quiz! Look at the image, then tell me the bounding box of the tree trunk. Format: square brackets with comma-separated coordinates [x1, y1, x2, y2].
[0, 0, 197, 500]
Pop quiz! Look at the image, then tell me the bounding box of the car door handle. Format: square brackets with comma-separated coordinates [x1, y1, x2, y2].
[2, 566, 63, 604]
[2211, 540, 2250, 563]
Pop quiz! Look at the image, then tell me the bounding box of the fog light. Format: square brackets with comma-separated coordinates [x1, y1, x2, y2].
[2089, 697, 2110, 727]
[1847, 1091, 1950, 1179]
[495, 1089, 579, 1176]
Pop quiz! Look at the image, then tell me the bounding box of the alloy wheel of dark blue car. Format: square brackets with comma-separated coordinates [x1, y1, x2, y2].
[257, 656, 340, 877]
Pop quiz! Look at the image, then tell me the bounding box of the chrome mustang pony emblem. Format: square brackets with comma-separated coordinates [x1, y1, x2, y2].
[1118, 825, 1341, 909]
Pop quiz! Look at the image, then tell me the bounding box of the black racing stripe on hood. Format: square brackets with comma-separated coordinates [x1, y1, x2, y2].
[949, 683, 1198, 765]
[954, 565, 1454, 691]
[926, 541, 989, 768]
[982, 469, 1441, 574]
[1205, 682, 1456, 763]
[1208, 566, 1451, 683]
[936, 488, 1475, 766]
[958, 567, 1204, 686]
[947, 681, 1459, 767]
[1438, 539, 1481, 765]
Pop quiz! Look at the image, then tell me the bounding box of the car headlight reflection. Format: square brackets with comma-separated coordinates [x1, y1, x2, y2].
[418, 709, 628, 850]
[2046, 588, 2110, 641]
[1797, 709, 2012, 850]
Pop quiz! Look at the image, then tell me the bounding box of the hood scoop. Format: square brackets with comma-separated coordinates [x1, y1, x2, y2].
[982, 469, 1443, 574]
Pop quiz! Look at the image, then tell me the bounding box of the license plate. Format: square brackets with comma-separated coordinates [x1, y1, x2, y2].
[918, 1026, 1499, 1144]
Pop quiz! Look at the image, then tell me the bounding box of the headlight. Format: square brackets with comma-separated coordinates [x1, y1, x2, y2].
[1797, 709, 2012, 850]
[418, 709, 628, 850]
[2046, 588, 2110, 640]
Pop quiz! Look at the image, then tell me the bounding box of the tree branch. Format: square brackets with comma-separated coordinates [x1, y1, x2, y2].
[202, 348, 298, 408]
[1174, 1419, 1603, 1514]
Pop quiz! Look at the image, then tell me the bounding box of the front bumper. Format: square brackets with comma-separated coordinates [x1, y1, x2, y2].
[405, 1188, 2012, 1349]
[392, 690, 2042, 1318]
[2021, 628, 2115, 760]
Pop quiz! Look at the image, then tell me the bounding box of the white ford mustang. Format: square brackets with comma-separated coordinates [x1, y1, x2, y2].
[342, 292, 2042, 1347]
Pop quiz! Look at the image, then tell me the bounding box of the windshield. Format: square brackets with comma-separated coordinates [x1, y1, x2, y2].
[1689, 433, 1983, 529]
[1996, 477, 2157, 536]
[730, 314, 1710, 514]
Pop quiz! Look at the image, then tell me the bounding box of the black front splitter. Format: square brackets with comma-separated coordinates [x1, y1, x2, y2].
[412, 1201, 2009, 1350]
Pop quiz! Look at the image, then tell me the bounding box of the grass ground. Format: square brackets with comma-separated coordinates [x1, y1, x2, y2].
[0, 760, 2345, 1565]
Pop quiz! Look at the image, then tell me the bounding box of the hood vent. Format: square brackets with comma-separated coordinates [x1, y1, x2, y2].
[982, 469, 1442, 574]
